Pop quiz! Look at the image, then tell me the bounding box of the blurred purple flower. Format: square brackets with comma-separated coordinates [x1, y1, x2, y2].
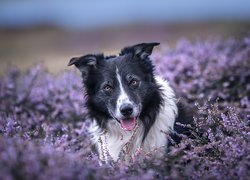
[0, 36, 249, 179]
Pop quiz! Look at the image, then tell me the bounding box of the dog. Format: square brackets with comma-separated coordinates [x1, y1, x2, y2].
[68, 43, 192, 163]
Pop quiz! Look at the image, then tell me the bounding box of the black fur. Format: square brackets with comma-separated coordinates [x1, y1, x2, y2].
[69, 42, 193, 143]
[69, 43, 163, 141]
[169, 101, 195, 145]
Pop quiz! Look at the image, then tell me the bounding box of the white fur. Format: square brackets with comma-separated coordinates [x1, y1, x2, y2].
[115, 68, 133, 117]
[88, 76, 178, 162]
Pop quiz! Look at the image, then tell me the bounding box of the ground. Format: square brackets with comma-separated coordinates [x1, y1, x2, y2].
[0, 33, 249, 179]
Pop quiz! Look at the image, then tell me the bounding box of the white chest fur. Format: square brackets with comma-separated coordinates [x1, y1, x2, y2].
[88, 77, 178, 162]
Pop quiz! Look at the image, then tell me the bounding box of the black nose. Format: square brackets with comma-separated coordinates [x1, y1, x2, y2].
[120, 104, 133, 117]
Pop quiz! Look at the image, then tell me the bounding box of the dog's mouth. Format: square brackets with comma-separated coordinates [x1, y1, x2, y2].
[120, 117, 137, 131]
[110, 105, 141, 131]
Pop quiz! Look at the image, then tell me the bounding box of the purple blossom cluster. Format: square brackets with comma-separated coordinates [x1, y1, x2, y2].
[153, 37, 250, 118]
[0, 36, 249, 180]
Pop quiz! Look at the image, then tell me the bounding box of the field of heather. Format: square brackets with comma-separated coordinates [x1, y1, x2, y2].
[0, 36, 249, 179]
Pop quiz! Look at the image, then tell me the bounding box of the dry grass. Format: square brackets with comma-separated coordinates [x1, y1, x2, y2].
[0, 22, 249, 75]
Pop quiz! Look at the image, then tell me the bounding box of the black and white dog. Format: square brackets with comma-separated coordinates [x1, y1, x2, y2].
[68, 43, 191, 163]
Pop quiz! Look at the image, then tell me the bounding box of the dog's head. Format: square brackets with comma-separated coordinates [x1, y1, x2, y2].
[68, 43, 162, 138]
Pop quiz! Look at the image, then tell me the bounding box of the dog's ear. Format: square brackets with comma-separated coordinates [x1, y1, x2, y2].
[120, 42, 160, 59]
[68, 54, 103, 79]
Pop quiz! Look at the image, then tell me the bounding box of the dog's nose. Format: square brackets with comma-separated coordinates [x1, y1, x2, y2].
[120, 104, 133, 117]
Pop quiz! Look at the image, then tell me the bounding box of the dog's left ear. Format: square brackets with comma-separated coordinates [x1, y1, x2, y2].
[120, 42, 160, 59]
[68, 54, 103, 81]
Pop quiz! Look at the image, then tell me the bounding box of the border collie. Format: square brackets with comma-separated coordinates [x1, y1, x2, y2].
[68, 43, 188, 163]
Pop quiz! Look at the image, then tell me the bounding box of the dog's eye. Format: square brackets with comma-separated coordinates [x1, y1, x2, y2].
[103, 85, 113, 92]
[129, 79, 139, 87]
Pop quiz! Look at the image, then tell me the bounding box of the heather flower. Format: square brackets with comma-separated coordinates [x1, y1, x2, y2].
[0, 36, 249, 179]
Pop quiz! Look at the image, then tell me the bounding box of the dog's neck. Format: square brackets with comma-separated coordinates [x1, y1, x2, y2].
[98, 121, 142, 163]
[89, 77, 178, 163]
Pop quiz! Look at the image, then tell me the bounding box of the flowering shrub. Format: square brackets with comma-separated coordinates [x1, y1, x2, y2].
[0, 36, 249, 179]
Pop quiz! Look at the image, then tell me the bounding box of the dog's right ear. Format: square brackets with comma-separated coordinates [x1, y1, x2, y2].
[120, 42, 160, 59]
[68, 54, 103, 79]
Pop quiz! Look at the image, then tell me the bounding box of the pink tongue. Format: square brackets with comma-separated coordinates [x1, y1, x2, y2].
[120, 118, 136, 131]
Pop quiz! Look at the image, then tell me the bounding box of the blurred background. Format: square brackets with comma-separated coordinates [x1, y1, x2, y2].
[0, 0, 250, 75]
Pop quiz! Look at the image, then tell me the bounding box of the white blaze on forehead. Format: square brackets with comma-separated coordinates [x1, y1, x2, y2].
[116, 68, 131, 107]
